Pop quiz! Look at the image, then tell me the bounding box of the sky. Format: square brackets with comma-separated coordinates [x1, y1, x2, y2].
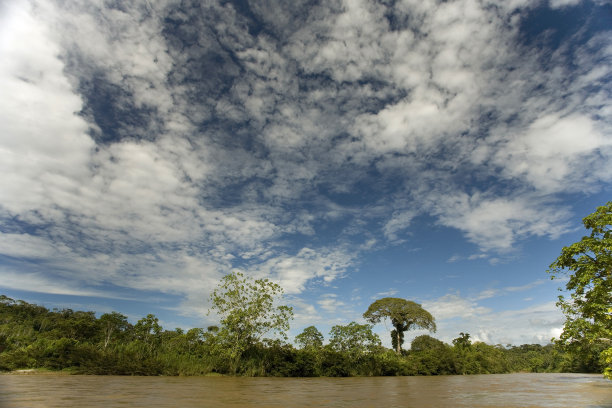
[0, 0, 611, 348]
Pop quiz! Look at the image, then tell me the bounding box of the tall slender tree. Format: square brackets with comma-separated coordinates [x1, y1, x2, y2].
[99, 312, 129, 350]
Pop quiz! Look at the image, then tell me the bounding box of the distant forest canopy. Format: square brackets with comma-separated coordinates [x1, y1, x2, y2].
[0, 295, 604, 376]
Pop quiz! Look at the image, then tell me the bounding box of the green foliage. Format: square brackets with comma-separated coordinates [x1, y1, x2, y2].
[548, 201, 612, 378]
[411, 334, 446, 352]
[452, 332, 472, 349]
[0, 295, 585, 377]
[328, 322, 381, 358]
[295, 325, 324, 350]
[410, 346, 456, 375]
[208, 271, 294, 365]
[134, 314, 162, 353]
[363, 297, 436, 354]
[602, 348, 612, 379]
[99, 312, 130, 349]
[505, 344, 564, 373]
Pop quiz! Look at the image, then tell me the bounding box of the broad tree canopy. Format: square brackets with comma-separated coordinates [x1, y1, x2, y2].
[363, 297, 436, 354]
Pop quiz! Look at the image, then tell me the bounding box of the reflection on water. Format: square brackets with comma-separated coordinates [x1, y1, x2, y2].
[1, 373, 610, 408]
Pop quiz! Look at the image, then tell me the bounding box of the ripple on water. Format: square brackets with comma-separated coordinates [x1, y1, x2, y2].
[0, 372, 610, 408]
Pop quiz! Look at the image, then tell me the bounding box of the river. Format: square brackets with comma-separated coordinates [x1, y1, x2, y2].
[1, 373, 610, 407]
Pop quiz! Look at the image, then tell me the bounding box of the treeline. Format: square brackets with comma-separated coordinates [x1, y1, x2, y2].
[0, 295, 602, 376]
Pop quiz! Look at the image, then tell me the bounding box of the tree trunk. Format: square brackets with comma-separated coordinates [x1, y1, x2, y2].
[396, 328, 401, 354]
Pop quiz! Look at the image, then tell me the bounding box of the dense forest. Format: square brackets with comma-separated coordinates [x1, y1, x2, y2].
[2, 203, 608, 377]
[0, 294, 603, 377]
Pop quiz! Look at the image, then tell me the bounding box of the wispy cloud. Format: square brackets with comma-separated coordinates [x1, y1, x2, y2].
[0, 0, 610, 327]
[0, 267, 135, 301]
[423, 292, 564, 345]
[429, 194, 573, 252]
[242, 247, 355, 295]
[448, 253, 489, 263]
[371, 290, 399, 300]
[317, 293, 346, 314]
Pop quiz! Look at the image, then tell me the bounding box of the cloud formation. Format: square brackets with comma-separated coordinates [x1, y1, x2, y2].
[0, 0, 610, 341]
[422, 284, 564, 346]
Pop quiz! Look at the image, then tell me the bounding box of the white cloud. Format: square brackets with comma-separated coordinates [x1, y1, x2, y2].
[549, 0, 581, 8]
[0, 233, 67, 259]
[383, 210, 416, 242]
[428, 193, 572, 252]
[423, 293, 491, 321]
[244, 247, 354, 295]
[0, 0, 610, 324]
[317, 293, 346, 314]
[493, 114, 611, 193]
[475, 289, 499, 300]
[0, 2, 94, 216]
[447, 255, 462, 263]
[505, 280, 545, 293]
[448, 253, 489, 263]
[372, 290, 399, 299]
[470, 302, 565, 345]
[0, 266, 133, 300]
[0, 1, 294, 305]
[423, 292, 564, 345]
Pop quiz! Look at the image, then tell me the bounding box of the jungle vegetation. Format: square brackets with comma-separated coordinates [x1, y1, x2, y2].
[548, 201, 611, 379]
[0, 292, 599, 377]
[1, 201, 608, 377]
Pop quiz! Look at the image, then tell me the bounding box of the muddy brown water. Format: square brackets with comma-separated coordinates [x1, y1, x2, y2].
[1, 373, 610, 407]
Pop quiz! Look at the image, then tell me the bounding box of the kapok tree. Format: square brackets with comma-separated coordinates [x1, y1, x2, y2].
[363, 297, 436, 354]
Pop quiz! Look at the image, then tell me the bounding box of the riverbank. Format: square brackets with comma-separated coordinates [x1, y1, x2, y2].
[2, 296, 604, 377]
[1, 368, 227, 377]
[1, 368, 75, 375]
[1, 366, 592, 378]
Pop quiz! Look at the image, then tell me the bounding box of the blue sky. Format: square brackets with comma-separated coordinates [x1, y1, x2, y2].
[0, 0, 610, 347]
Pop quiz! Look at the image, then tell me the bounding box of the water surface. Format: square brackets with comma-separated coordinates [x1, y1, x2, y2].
[1, 373, 610, 407]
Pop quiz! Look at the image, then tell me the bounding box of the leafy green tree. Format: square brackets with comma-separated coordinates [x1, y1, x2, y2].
[411, 334, 446, 352]
[184, 328, 205, 353]
[0, 293, 574, 376]
[99, 312, 130, 350]
[363, 297, 436, 354]
[452, 332, 472, 349]
[451, 332, 475, 374]
[548, 201, 611, 378]
[295, 326, 324, 350]
[328, 322, 381, 357]
[48, 309, 98, 342]
[209, 271, 294, 361]
[134, 314, 162, 352]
